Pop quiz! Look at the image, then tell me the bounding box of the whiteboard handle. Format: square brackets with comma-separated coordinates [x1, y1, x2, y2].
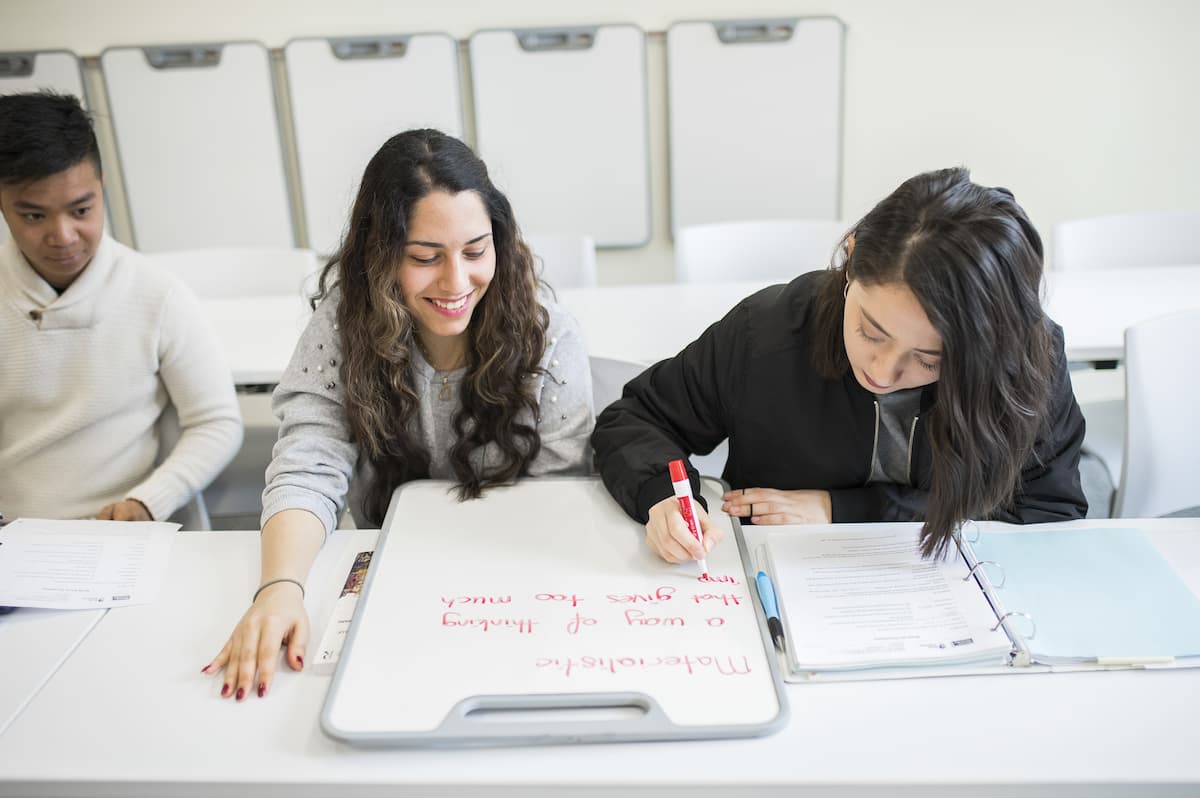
[0, 52, 35, 78]
[431, 692, 681, 743]
[517, 28, 598, 52]
[459, 692, 651, 717]
[329, 36, 410, 60]
[716, 21, 797, 44]
[143, 46, 223, 69]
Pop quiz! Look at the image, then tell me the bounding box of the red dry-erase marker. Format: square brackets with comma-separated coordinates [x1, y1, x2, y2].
[668, 459, 709, 574]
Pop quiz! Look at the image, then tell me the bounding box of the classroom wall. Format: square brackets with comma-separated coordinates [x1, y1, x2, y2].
[3, 0, 1198, 283]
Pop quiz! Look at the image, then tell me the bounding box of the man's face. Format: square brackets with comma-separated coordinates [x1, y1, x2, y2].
[0, 160, 104, 289]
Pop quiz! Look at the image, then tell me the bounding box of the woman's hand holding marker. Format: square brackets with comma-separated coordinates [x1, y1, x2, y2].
[644, 460, 722, 569]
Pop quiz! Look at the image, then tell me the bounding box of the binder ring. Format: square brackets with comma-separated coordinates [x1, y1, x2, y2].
[963, 560, 1006, 588]
[959, 520, 982, 544]
[991, 610, 1035, 639]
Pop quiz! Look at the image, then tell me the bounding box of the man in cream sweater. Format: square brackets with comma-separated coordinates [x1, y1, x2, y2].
[0, 91, 242, 523]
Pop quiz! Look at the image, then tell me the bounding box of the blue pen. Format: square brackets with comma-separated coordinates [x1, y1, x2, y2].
[755, 570, 786, 652]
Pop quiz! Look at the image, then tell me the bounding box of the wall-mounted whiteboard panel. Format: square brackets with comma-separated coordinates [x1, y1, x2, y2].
[0, 50, 85, 98]
[100, 42, 293, 252]
[668, 18, 845, 235]
[322, 477, 787, 747]
[470, 25, 651, 248]
[0, 51, 93, 245]
[285, 35, 463, 256]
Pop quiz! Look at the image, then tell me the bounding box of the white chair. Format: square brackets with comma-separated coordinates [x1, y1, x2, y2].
[588, 355, 729, 478]
[1053, 210, 1200, 506]
[156, 402, 211, 530]
[1052, 211, 1200, 271]
[589, 355, 644, 418]
[1111, 309, 1200, 518]
[674, 219, 846, 283]
[146, 246, 320, 299]
[527, 233, 598, 289]
[148, 247, 318, 528]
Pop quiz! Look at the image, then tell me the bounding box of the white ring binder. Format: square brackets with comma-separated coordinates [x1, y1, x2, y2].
[957, 519, 982, 544]
[963, 559, 1006, 588]
[991, 610, 1036, 640]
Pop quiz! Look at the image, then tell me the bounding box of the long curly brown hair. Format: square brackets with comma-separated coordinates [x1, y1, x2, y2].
[812, 167, 1054, 558]
[312, 130, 547, 524]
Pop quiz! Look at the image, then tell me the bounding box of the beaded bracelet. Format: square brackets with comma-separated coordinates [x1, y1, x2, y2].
[253, 577, 305, 603]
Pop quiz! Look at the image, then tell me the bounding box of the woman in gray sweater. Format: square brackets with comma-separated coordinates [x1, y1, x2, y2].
[206, 129, 594, 701]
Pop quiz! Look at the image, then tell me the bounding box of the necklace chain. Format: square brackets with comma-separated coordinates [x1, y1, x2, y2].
[414, 336, 465, 373]
[415, 336, 463, 401]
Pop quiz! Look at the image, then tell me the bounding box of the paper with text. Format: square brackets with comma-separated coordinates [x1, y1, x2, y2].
[0, 519, 177, 609]
[766, 524, 1012, 673]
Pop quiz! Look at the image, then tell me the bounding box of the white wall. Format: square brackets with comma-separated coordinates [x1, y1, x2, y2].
[2, 0, 1198, 283]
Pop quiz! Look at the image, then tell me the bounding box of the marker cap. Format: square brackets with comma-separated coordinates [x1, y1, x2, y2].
[668, 459, 688, 483]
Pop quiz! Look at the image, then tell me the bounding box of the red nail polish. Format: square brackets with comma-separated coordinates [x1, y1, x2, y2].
[236, 687, 245, 701]
[220, 684, 230, 697]
[257, 683, 266, 698]
[296, 655, 304, 667]
[200, 665, 210, 674]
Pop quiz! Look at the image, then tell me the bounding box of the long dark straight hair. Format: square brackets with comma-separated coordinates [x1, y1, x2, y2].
[313, 129, 547, 523]
[812, 167, 1053, 557]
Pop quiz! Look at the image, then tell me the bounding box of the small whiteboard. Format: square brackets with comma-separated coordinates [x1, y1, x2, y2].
[322, 477, 787, 747]
[0, 51, 93, 244]
[469, 25, 651, 247]
[0, 50, 85, 98]
[667, 17, 845, 234]
[100, 42, 293, 252]
[284, 35, 463, 256]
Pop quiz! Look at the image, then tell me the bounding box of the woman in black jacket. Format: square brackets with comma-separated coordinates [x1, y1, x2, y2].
[592, 167, 1087, 562]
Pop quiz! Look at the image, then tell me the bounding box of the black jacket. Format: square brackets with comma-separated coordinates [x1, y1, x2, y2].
[592, 271, 1088, 525]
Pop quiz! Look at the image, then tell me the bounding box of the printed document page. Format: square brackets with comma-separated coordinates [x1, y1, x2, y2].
[0, 519, 177, 609]
[766, 524, 1012, 672]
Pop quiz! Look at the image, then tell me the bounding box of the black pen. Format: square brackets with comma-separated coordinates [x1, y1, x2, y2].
[755, 570, 786, 652]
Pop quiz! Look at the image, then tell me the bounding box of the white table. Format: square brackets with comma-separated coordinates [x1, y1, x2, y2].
[561, 265, 1200, 365]
[2, 513, 1198, 796]
[0, 608, 104, 736]
[202, 295, 312, 387]
[203, 268, 1200, 387]
[559, 280, 770, 366]
[1041, 265, 1200, 362]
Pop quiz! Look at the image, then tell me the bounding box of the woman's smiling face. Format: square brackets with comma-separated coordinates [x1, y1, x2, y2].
[397, 189, 496, 365]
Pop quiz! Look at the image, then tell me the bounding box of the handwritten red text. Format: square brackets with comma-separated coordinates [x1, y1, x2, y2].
[440, 612, 536, 634]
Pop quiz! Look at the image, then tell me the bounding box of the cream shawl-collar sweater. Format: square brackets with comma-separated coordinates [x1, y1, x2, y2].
[0, 234, 242, 521]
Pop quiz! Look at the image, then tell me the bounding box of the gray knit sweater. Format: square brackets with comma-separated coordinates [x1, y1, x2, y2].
[261, 287, 594, 535]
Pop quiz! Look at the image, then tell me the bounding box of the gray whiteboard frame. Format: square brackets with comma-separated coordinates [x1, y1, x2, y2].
[468, 24, 653, 249]
[665, 16, 847, 237]
[282, 33, 465, 256]
[99, 40, 296, 251]
[321, 476, 789, 747]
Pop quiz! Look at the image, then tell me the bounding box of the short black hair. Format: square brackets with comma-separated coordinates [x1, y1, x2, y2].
[0, 91, 101, 186]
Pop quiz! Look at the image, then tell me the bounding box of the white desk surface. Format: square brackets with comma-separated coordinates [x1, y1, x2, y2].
[560, 265, 1200, 366]
[201, 295, 312, 387]
[1041, 264, 1200, 362]
[205, 267, 1200, 387]
[2, 514, 1199, 796]
[0, 608, 104, 736]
